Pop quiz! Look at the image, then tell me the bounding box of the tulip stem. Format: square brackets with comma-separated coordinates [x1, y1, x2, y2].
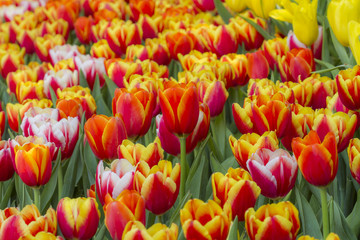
[179, 136, 187, 200]
[58, 163, 63, 200]
[33, 187, 40, 210]
[320, 187, 329, 238]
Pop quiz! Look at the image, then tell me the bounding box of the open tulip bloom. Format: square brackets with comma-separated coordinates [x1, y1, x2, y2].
[1, 0, 360, 240]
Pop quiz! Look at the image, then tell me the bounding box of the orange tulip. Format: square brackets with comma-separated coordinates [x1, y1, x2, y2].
[74, 16, 93, 44]
[220, 53, 249, 88]
[134, 160, 180, 214]
[112, 88, 155, 140]
[56, 98, 83, 119]
[129, 0, 155, 21]
[246, 50, 269, 79]
[105, 190, 146, 240]
[159, 84, 199, 136]
[117, 139, 163, 168]
[245, 202, 300, 240]
[165, 30, 195, 60]
[180, 199, 231, 240]
[84, 115, 127, 160]
[292, 131, 338, 186]
[212, 168, 260, 221]
[14, 143, 52, 187]
[229, 131, 279, 171]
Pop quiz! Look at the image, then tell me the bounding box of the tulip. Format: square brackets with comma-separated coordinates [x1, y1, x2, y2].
[73, 54, 106, 90]
[125, 45, 151, 62]
[247, 0, 276, 19]
[270, 0, 319, 46]
[305, 75, 337, 109]
[348, 20, 360, 65]
[156, 103, 210, 156]
[0, 43, 25, 78]
[15, 81, 45, 104]
[287, 27, 323, 59]
[134, 160, 180, 214]
[336, 65, 360, 111]
[90, 39, 116, 59]
[225, 0, 247, 13]
[246, 50, 269, 79]
[180, 199, 231, 240]
[206, 25, 238, 57]
[18, 232, 64, 240]
[278, 48, 315, 82]
[0, 108, 4, 139]
[298, 233, 340, 240]
[220, 53, 249, 88]
[312, 109, 357, 152]
[122, 221, 178, 240]
[292, 131, 338, 186]
[43, 69, 79, 98]
[57, 86, 97, 119]
[57, 197, 99, 240]
[197, 80, 228, 117]
[51, 58, 76, 72]
[327, 0, 360, 47]
[6, 67, 37, 95]
[34, 34, 66, 63]
[74, 16, 93, 44]
[247, 148, 298, 199]
[14, 143, 52, 187]
[145, 38, 171, 65]
[105, 190, 146, 240]
[138, 15, 163, 40]
[106, 59, 143, 88]
[0, 205, 57, 240]
[348, 138, 360, 184]
[229, 131, 279, 171]
[49, 44, 84, 65]
[21, 107, 79, 160]
[165, 30, 195, 60]
[56, 98, 83, 119]
[84, 114, 127, 160]
[129, 0, 155, 22]
[0, 141, 14, 181]
[245, 201, 300, 240]
[212, 168, 260, 221]
[117, 139, 163, 168]
[39, 19, 69, 41]
[159, 84, 199, 136]
[262, 37, 288, 70]
[96, 159, 135, 205]
[112, 88, 155, 140]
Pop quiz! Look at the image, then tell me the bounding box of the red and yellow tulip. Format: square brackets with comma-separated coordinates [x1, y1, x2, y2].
[122, 221, 178, 240]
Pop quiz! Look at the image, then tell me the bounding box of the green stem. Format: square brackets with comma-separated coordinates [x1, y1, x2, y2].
[33, 187, 40, 210]
[158, 214, 163, 224]
[320, 187, 329, 238]
[147, 212, 156, 227]
[179, 136, 187, 200]
[0, 182, 2, 198]
[58, 163, 63, 200]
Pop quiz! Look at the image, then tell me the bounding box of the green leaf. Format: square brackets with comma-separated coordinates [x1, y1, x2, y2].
[0, 179, 15, 209]
[167, 191, 191, 227]
[314, 59, 340, 78]
[295, 188, 322, 238]
[332, 200, 357, 240]
[49, 88, 57, 109]
[94, 224, 107, 240]
[210, 153, 226, 174]
[104, 74, 118, 99]
[61, 137, 81, 198]
[79, 70, 89, 89]
[346, 190, 360, 236]
[329, 27, 350, 64]
[40, 151, 61, 213]
[311, 64, 347, 74]
[93, 75, 112, 115]
[214, 0, 233, 24]
[240, 15, 273, 40]
[82, 142, 97, 185]
[227, 217, 239, 240]
[168, 60, 182, 79]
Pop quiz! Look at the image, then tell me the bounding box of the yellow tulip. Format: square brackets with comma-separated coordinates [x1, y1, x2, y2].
[348, 21, 360, 65]
[247, 0, 277, 19]
[225, 0, 247, 13]
[327, 0, 360, 47]
[270, 0, 319, 46]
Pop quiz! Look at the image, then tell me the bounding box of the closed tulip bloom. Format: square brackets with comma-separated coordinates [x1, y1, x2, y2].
[198, 80, 229, 117]
[34, 34, 66, 63]
[180, 199, 231, 240]
[349, 21, 360, 65]
[49, 44, 84, 65]
[193, 0, 215, 12]
[292, 131, 338, 186]
[129, 0, 155, 21]
[96, 159, 135, 205]
[123, 221, 178, 240]
[57, 197, 100, 240]
[56, 98, 83, 119]
[247, 50, 269, 79]
[327, 0, 360, 47]
[247, 148, 298, 199]
[247, 0, 276, 19]
[14, 143, 52, 186]
[245, 201, 300, 240]
[212, 168, 260, 221]
[225, 0, 247, 12]
[159, 84, 199, 136]
[112, 88, 155, 140]
[348, 138, 360, 184]
[220, 53, 249, 88]
[16, 81, 45, 104]
[74, 16, 93, 45]
[207, 25, 238, 57]
[0, 43, 25, 78]
[134, 160, 180, 214]
[43, 69, 79, 98]
[336, 65, 360, 111]
[0, 205, 57, 240]
[0, 109, 4, 140]
[74, 54, 106, 90]
[229, 131, 279, 171]
[0, 141, 14, 181]
[298, 233, 340, 240]
[84, 114, 127, 160]
[18, 231, 64, 240]
[306, 75, 337, 109]
[165, 31, 195, 60]
[105, 190, 146, 240]
[90, 39, 116, 60]
[106, 59, 143, 88]
[117, 139, 163, 168]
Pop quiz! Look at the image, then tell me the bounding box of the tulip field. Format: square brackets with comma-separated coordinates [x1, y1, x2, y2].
[1, 0, 360, 239]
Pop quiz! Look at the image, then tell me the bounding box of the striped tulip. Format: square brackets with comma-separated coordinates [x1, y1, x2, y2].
[197, 80, 228, 117]
[348, 138, 360, 184]
[15, 81, 45, 104]
[73, 54, 106, 90]
[245, 201, 300, 240]
[57, 197, 100, 240]
[246, 50, 269, 79]
[292, 131, 338, 186]
[43, 69, 79, 99]
[84, 115, 127, 160]
[49, 44, 84, 65]
[122, 221, 178, 240]
[90, 39, 116, 60]
[336, 65, 360, 111]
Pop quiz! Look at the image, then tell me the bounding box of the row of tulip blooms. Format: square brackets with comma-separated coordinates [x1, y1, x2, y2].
[0, 0, 360, 240]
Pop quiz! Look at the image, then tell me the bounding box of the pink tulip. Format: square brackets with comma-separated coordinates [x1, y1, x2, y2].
[247, 148, 298, 199]
[0, 141, 15, 181]
[49, 44, 82, 65]
[96, 159, 135, 205]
